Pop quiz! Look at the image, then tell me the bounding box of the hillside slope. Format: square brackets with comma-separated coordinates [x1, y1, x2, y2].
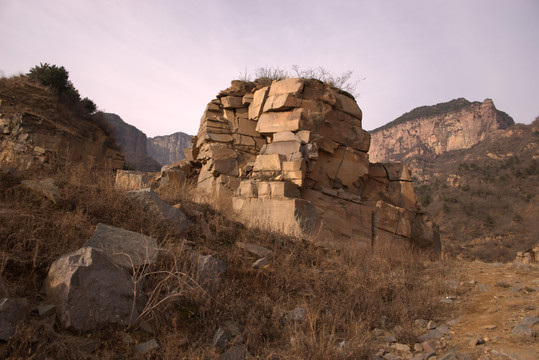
[0, 76, 124, 169]
[147, 131, 192, 165]
[413, 120, 539, 261]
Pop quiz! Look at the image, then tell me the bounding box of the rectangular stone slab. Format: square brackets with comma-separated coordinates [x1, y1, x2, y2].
[261, 140, 302, 157]
[374, 200, 412, 238]
[253, 154, 286, 171]
[221, 96, 244, 109]
[248, 87, 269, 120]
[231, 197, 317, 238]
[263, 93, 303, 112]
[256, 109, 310, 134]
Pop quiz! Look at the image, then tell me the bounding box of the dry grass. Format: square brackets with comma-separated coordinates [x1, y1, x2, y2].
[0, 163, 453, 359]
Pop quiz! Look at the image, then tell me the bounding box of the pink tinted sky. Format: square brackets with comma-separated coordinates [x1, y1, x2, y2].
[0, 0, 538, 137]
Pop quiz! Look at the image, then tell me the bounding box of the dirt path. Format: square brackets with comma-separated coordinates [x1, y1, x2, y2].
[375, 260, 538, 360]
[444, 261, 539, 359]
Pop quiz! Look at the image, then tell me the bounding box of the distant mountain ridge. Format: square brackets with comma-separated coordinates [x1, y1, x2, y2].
[369, 98, 514, 163]
[147, 132, 192, 166]
[98, 113, 162, 172]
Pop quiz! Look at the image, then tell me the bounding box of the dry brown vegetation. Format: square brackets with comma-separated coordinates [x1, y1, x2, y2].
[0, 163, 454, 359]
[413, 122, 539, 262]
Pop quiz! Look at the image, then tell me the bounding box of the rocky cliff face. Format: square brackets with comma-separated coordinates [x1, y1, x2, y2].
[369, 98, 514, 163]
[0, 77, 124, 169]
[178, 78, 439, 250]
[99, 113, 162, 172]
[147, 132, 192, 165]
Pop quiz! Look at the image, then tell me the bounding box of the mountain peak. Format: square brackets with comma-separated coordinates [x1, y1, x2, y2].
[369, 98, 514, 163]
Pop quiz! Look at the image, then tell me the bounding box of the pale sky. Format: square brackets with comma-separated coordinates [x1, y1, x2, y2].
[1, 0, 537, 137]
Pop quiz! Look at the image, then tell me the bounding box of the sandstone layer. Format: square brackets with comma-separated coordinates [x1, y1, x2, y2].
[99, 113, 162, 172]
[147, 131, 192, 165]
[0, 77, 124, 169]
[369, 98, 514, 163]
[181, 78, 439, 249]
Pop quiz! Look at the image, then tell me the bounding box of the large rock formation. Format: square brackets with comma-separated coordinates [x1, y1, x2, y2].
[147, 131, 193, 165]
[0, 77, 124, 169]
[99, 113, 162, 172]
[369, 98, 514, 163]
[182, 78, 439, 249]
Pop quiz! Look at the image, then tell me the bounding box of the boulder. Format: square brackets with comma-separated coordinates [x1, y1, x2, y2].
[135, 339, 160, 354]
[115, 170, 155, 191]
[21, 177, 60, 203]
[44, 247, 145, 331]
[127, 188, 190, 233]
[0, 298, 29, 341]
[197, 254, 227, 289]
[84, 223, 159, 268]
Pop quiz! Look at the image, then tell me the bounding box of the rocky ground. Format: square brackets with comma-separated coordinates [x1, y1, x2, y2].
[375, 261, 539, 360]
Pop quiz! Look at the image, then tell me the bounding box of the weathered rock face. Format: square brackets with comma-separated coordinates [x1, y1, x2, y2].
[44, 246, 144, 331]
[147, 131, 193, 165]
[369, 98, 514, 163]
[0, 77, 124, 170]
[99, 113, 162, 172]
[183, 78, 439, 249]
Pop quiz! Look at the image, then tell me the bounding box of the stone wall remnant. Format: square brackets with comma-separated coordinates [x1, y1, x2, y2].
[183, 78, 439, 249]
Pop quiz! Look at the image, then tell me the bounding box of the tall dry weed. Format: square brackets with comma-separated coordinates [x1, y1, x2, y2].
[0, 163, 452, 359]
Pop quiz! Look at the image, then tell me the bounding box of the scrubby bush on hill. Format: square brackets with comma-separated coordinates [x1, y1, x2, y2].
[27, 62, 97, 118]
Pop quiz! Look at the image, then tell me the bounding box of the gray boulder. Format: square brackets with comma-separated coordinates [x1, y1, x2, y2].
[127, 188, 190, 232]
[0, 298, 29, 341]
[197, 254, 227, 289]
[44, 247, 145, 331]
[135, 339, 160, 354]
[84, 223, 158, 268]
[512, 324, 536, 339]
[21, 178, 60, 204]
